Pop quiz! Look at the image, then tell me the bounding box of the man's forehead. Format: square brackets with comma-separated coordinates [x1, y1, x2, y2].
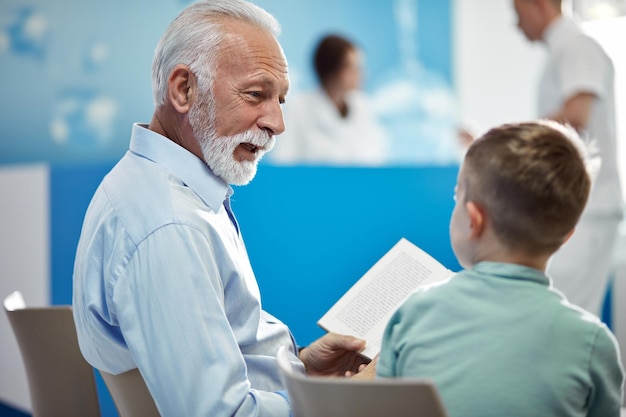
[219, 24, 285, 64]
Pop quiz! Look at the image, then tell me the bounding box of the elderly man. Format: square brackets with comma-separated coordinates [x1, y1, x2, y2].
[72, 1, 372, 415]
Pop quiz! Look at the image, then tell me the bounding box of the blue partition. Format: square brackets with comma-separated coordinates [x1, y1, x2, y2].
[233, 165, 461, 345]
[51, 163, 460, 335]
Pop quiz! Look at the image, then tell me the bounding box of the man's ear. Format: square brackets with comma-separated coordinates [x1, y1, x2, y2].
[167, 64, 196, 114]
[466, 201, 486, 239]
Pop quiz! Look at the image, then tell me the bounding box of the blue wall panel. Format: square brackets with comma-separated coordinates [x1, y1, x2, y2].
[234, 165, 461, 345]
[51, 164, 460, 344]
[50, 163, 114, 305]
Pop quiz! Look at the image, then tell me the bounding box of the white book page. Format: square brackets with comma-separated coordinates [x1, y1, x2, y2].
[318, 238, 454, 359]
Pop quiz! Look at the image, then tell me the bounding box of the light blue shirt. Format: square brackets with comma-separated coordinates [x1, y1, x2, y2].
[378, 262, 625, 417]
[73, 124, 297, 416]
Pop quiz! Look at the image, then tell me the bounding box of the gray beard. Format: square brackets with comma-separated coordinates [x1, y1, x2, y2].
[200, 128, 275, 185]
[188, 92, 274, 185]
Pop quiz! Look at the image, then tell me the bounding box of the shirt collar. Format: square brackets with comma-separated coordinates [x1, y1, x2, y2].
[128, 123, 233, 212]
[543, 16, 582, 51]
[471, 261, 550, 287]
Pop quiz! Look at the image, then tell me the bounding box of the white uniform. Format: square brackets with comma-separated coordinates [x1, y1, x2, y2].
[269, 89, 389, 165]
[540, 17, 624, 315]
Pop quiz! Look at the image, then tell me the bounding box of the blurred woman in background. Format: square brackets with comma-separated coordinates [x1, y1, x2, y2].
[270, 34, 389, 165]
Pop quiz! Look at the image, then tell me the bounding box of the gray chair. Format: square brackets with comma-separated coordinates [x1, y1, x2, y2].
[99, 368, 160, 417]
[276, 345, 449, 417]
[3, 290, 101, 417]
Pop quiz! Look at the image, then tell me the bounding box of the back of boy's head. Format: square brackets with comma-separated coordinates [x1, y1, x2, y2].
[463, 120, 593, 256]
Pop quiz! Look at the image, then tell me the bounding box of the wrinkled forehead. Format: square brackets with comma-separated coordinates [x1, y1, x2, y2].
[217, 20, 288, 79]
[220, 19, 285, 59]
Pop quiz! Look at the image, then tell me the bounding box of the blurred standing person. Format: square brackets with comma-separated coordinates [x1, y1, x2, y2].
[513, 0, 623, 316]
[270, 34, 389, 165]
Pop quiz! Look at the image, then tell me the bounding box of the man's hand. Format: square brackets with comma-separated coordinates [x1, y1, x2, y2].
[299, 332, 369, 377]
[346, 355, 378, 380]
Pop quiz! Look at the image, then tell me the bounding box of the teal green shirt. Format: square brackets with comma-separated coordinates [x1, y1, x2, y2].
[378, 262, 624, 417]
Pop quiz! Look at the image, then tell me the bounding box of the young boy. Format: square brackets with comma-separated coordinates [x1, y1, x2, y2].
[377, 121, 624, 416]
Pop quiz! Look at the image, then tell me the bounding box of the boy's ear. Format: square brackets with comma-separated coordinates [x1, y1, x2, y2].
[167, 64, 196, 114]
[466, 201, 486, 239]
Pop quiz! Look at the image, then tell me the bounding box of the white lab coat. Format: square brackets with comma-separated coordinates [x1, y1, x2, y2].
[270, 89, 389, 166]
[540, 17, 624, 316]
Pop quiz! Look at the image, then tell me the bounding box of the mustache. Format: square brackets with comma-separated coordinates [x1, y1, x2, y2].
[234, 129, 275, 151]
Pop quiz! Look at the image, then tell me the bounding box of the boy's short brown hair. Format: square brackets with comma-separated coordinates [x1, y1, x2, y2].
[463, 120, 592, 255]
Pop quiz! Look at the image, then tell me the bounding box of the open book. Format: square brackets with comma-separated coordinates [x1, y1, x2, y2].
[318, 238, 455, 359]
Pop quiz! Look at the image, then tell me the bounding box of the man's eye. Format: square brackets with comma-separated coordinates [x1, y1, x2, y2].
[248, 91, 262, 99]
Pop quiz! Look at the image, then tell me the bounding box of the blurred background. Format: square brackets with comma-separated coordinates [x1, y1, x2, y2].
[1, 0, 625, 415]
[0, 0, 459, 165]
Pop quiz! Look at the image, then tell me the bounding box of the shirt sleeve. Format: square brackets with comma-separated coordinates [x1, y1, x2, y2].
[558, 35, 610, 101]
[586, 325, 625, 416]
[111, 223, 291, 417]
[377, 304, 405, 378]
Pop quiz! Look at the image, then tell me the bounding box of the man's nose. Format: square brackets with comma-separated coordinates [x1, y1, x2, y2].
[258, 101, 285, 136]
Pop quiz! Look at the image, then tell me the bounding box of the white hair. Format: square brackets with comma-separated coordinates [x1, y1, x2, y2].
[151, 0, 281, 107]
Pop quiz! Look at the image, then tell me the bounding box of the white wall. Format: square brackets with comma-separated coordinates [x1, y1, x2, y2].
[454, 0, 546, 135]
[0, 164, 50, 413]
